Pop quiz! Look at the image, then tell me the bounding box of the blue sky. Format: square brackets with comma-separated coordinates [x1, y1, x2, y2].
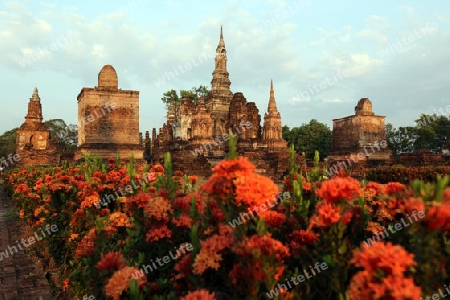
[0, 0, 449, 138]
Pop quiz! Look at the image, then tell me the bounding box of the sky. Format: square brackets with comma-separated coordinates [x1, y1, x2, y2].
[0, 0, 449, 137]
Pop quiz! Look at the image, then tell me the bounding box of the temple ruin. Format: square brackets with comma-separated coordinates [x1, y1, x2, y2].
[150, 27, 299, 180]
[326, 98, 392, 169]
[74, 64, 143, 161]
[16, 88, 59, 166]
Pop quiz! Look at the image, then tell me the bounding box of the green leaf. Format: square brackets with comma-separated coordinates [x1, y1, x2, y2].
[338, 241, 347, 255]
[322, 254, 335, 267]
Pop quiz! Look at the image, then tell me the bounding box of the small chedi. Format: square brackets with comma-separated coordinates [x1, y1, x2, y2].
[16, 88, 59, 166]
[74, 65, 143, 161]
[150, 27, 296, 181]
[326, 98, 393, 171]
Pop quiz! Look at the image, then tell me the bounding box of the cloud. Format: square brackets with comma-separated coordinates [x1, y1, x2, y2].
[349, 54, 383, 74]
[339, 34, 351, 44]
[0, 0, 449, 135]
[40, 2, 56, 9]
[398, 5, 414, 14]
[310, 27, 339, 46]
[289, 96, 311, 103]
[356, 29, 388, 45]
[436, 14, 447, 22]
[324, 98, 341, 103]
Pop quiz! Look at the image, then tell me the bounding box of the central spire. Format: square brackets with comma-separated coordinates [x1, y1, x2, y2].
[25, 87, 43, 124]
[205, 26, 233, 138]
[210, 26, 231, 95]
[215, 25, 227, 70]
[267, 79, 278, 114]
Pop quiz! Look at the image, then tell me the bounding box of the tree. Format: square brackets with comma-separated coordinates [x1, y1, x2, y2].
[385, 123, 417, 157]
[282, 125, 291, 142]
[161, 89, 179, 109]
[282, 119, 332, 160]
[43, 119, 78, 154]
[385, 114, 450, 156]
[414, 114, 450, 152]
[0, 128, 18, 159]
[161, 85, 210, 109]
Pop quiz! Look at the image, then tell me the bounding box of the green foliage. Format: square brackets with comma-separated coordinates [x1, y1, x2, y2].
[161, 89, 179, 109]
[161, 85, 210, 109]
[386, 114, 450, 156]
[44, 119, 78, 155]
[228, 133, 238, 159]
[414, 114, 450, 152]
[0, 128, 18, 159]
[282, 119, 332, 160]
[385, 123, 417, 157]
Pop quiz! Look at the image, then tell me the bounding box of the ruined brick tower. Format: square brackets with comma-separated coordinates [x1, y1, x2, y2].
[74, 65, 143, 161]
[203, 26, 234, 137]
[16, 88, 59, 166]
[327, 98, 392, 167]
[150, 27, 303, 181]
[262, 80, 287, 152]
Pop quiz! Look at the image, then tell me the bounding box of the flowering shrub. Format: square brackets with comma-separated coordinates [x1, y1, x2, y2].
[367, 165, 450, 183]
[2, 139, 450, 299]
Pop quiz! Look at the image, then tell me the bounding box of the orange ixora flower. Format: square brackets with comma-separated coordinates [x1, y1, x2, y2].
[180, 290, 216, 300]
[193, 228, 235, 275]
[347, 271, 421, 300]
[348, 241, 421, 299]
[287, 230, 320, 255]
[233, 173, 279, 208]
[62, 278, 69, 292]
[143, 196, 173, 221]
[365, 221, 386, 236]
[212, 156, 256, 179]
[68, 233, 79, 242]
[125, 192, 152, 210]
[315, 176, 361, 203]
[352, 242, 416, 276]
[188, 175, 198, 184]
[81, 192, 101, 209]
[104, 266, 147, 300]
[309, 202, 341, 229]
[173, 170, 184, 176]
[108, 212, 132, 228]
[96, 251, 127, 271]
[15, 183, 29, 194]
[426, 201, 450, 232]
[259, 210, 287, 228]
[384, 182, 406, 195]
[230, 234, 289, 286]
[145, 225, 172, 242]
[364, 181, 386, 196]
[172, 214, 194, 228]
[34, 205, 48, 217]
[75, 228, 97, 258]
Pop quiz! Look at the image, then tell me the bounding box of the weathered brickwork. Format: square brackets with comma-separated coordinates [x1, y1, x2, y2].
[327, 98, 392, 167]
[75, 65, 143, 161]
[150, 27, 298, 181]
[16, 88, 59, 167]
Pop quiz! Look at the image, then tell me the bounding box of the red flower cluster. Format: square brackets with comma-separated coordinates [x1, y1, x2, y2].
[287, 229, 320, 255]
[348, 242, 421, 299]
[315, 176, 361, 203]
[309, 201, 341, 229]
[427, 201, 450, 232]
[96, 251, 127, 271]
